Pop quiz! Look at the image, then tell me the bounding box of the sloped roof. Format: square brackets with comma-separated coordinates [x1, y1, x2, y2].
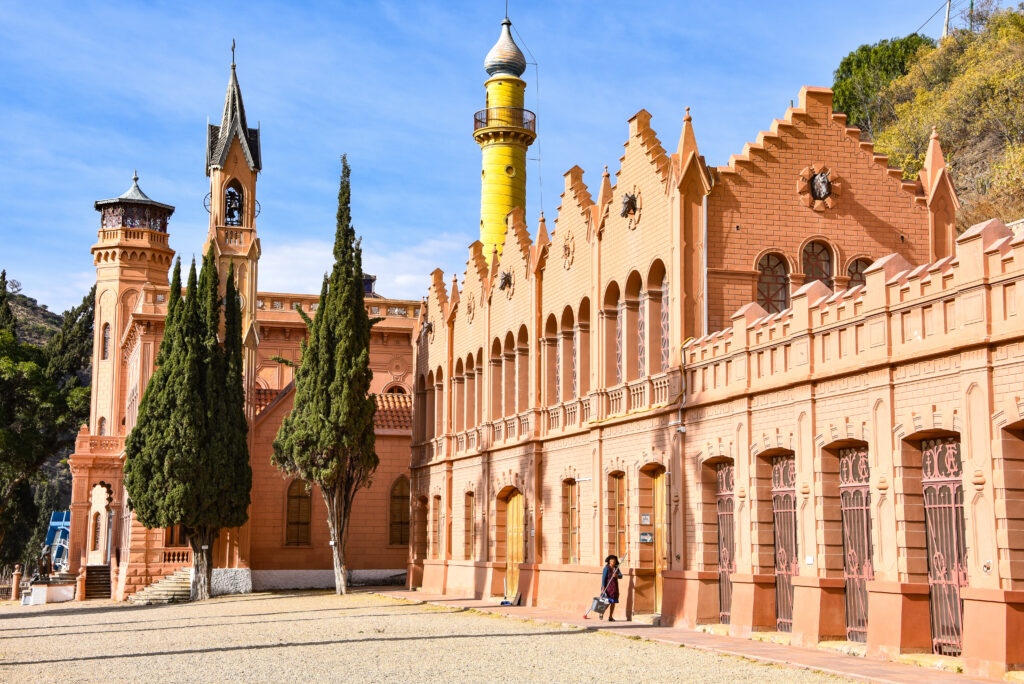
[206, 63, 261, 174]
[374, 392, 412, 431]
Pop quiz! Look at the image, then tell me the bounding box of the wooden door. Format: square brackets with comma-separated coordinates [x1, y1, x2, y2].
[653, 469, 667, 613]
[505, 490, 524, 599]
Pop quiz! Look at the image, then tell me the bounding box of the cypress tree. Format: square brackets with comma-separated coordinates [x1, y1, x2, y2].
[273, 155, 378, 594]
[124, 253, 251, 601]
[0, 270, 16, 335]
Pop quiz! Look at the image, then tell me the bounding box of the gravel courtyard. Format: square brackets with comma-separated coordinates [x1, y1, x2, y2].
[0, 591, 848, 682]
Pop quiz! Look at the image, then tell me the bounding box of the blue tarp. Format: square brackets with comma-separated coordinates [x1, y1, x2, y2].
[44, 511, 71, 569]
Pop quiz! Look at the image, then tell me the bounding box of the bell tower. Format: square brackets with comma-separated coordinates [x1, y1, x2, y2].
[203, 51, 262, 419]
[91, 173, 175, 436]
[474, 17, 536, 263]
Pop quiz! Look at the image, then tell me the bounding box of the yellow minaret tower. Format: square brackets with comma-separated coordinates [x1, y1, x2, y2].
[474, 17, 536, 263]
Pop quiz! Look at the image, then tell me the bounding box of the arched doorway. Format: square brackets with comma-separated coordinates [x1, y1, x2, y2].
[498, 487, 524, 601]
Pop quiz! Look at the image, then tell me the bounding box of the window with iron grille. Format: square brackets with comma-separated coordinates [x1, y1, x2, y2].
[554, 336, 561, 402]
[771, 454, 798, 632]
[846, 258, 872, 289]
[101, 323, 110, 360]
[389, 477, 410, 546]
[431, 495, 442, 559]
[802, 241, 834, 289]
[716, 462, 735, 624]
[286, 480, 312, 546]
[609, 472, 627, 557]
[839, 446, 873, 642]
[562, 479, 579, 564]
[571, 328, 578, 399]
[464, 491, 475, 560]
[756, 254, 790, 313]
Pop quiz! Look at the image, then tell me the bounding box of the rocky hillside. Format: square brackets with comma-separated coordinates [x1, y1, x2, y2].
[9, 292, 62, 347]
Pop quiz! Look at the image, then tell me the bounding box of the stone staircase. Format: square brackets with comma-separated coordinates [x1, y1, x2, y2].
[128, 567, 192, 605]
[83, 565, 111, 599]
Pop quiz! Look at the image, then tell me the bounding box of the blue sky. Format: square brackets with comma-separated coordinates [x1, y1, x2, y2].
[0, 0, 955, 312]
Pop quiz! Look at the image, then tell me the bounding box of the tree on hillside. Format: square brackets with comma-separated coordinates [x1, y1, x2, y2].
[273, 156, 379, 595]
[0, 272, 93, 561]
[124, 253, 251, 600]
[831, 33, 934, 137]
[871, 6, 1024, 227]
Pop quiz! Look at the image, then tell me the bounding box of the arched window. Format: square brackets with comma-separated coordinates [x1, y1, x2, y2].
[224, 180, 244, 226]
[846, 258, 872, 289]
[802, 241, 834, 289]
[389, 477, 410, 546]
[386, 385, 407, 394]
[101, 323, 110, 360]
[97, 417, 107, 436]
[286, 480, 312, 546]
[757, 254, 790, 314]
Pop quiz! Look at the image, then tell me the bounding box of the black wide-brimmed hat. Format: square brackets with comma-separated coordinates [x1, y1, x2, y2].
[605, 554, 619, 564]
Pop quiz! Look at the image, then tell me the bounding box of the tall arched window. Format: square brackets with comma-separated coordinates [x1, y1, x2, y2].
[846, 258, 872, 289]
[431, 495, 442, 559]
[101, 323, 110, 360]
[91, 512, 101, 551]
[757, 254, 790, 313]
[286, 480, 312, 546]
[389, 477, 410, 546]
[608, 472, 627, 557]
[97, 417, 107, 436]
[802, 241, 834, 289]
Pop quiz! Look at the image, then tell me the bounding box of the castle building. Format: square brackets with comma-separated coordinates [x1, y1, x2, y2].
[410, 17, 1024, 679]
[67, 58, 418, 599]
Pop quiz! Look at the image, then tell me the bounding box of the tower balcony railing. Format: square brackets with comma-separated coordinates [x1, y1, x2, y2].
[473, 107, 536, 133]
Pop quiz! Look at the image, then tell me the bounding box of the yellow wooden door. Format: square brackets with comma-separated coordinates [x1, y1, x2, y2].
[506, 490, 524, 598]
[653, 469, 667, 613]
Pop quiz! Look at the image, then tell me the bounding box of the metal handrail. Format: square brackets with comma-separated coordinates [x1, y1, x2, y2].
[473, 107, 536, 133]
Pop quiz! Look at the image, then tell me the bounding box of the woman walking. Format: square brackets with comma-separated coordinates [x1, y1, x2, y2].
[600, 555, 622, 621]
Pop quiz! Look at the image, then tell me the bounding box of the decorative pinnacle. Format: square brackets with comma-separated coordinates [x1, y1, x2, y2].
[132, 169, 139, 183]
[231, 39, 236, 67]
[684, 106, 691, 122]
[931, 125, 939, 139]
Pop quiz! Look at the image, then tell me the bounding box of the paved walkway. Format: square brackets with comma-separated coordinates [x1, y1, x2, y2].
[380, 589, 987, 684]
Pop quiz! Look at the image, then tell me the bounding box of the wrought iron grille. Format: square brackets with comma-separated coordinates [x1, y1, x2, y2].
[554, 337, 561, 403]
[846, 258, 872, 289]
[802, 241, 834, 290]
[660, 278, 670, 372]
[772, 454, 798, 632]
[571, 329, 578, 399]
[757, 254, 790, 313]
[716, 462, 736, 624]
[637, 294, 646, 378]
[615, 302, 624, 385]
[922, 437, 967, 656]
[840, 446, 873, 642]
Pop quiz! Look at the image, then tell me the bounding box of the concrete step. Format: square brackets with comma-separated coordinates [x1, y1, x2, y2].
[631, 613, 662, 627]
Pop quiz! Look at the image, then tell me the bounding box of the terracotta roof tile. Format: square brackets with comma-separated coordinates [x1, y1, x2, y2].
[373, 392, 412, 431]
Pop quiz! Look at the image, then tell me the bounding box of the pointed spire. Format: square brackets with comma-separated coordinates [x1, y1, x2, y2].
[206, 50, 261, 175]
[676, 106, 699, 160]
[920, 126, 947, 198]
[597, 166, 613, 208]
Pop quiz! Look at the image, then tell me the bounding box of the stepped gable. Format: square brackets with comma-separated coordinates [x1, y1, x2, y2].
[560, 165, 594, 223]
[714, 86, 925, 204]
[626, 109, 671, 186]
[373, 392, 412, 430]
[685, 218, 1019, 367]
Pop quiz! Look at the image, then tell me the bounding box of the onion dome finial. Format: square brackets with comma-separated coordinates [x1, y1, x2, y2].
[484, 18, 527, 78]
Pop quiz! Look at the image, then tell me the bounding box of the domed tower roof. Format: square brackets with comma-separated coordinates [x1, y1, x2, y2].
[484, 18, 526, 78]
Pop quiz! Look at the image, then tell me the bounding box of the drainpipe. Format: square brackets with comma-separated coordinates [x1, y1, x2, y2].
[701, 192, 708, 336]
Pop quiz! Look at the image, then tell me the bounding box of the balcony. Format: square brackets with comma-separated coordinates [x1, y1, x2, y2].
[473, 107, 536, 133]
